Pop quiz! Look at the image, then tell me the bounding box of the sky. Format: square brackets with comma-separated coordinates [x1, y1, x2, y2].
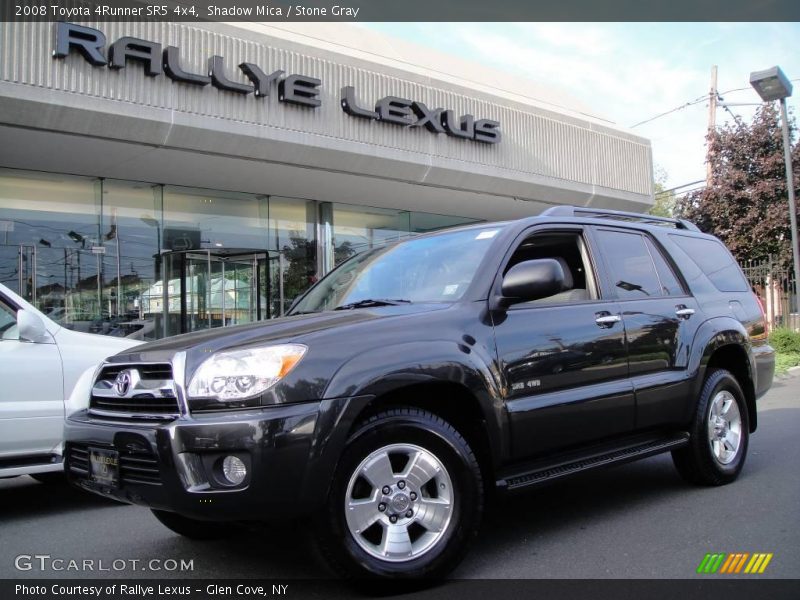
[360, 22, 800, 193]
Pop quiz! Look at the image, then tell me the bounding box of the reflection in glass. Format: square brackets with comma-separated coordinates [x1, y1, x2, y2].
[292, 226, 502, 314]
[0, 169, 101, 331]
[0, 168, 484, 339]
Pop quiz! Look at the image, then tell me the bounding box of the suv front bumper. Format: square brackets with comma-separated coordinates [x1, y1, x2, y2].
[64, 397, 367, 521]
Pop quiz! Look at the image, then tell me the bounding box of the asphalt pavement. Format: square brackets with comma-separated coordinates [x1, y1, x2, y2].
[1, 374, 798, 580]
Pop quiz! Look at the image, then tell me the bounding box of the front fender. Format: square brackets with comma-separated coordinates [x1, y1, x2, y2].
[329, 340, 505, 460]
[295, 340, 506, 508]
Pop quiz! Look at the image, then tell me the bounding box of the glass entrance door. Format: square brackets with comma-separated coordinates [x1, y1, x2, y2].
[155, 249, 279, 338]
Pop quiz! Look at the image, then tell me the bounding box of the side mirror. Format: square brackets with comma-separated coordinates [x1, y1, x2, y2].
[18, 309, 52, 343]
[499, 259, 565, 306]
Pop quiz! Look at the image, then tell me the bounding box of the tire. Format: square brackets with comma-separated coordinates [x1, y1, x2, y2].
[672, 368, 750, 486]
[151, 509, 237, 540]
[317, 407, 483, 580]
[30, 472, 67, 485]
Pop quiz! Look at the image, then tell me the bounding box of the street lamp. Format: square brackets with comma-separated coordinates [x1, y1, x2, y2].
[750, 66, 799, 314]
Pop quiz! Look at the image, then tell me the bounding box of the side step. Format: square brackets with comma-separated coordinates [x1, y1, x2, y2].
[498, 432, 690, 491]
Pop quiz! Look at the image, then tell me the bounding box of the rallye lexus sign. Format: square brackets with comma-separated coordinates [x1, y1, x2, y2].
[53, 22, 502, 144]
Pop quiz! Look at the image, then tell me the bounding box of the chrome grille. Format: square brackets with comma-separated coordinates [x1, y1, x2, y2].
[89, 363, 180, 420]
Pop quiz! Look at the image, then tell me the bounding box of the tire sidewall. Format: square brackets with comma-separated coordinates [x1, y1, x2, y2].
[697, 370, 749, 479]
[323, 411, 482, 579]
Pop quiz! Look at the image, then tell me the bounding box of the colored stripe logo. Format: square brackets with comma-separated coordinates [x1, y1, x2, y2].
[697, 553, 773, 574]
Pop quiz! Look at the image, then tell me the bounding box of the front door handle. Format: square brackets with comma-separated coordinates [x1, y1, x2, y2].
[676, 306, 695, 319]
[595, 313, 621, 327]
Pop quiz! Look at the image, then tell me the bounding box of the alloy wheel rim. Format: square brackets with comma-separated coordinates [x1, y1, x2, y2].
[707, 390, 742, 465]
[344, 443, 454, 562]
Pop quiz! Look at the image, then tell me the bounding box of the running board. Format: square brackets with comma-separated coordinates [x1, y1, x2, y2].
[498, 433, 690, 491]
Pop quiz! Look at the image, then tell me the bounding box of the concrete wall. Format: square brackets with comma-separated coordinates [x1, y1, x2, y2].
[0, 20, 654, 216]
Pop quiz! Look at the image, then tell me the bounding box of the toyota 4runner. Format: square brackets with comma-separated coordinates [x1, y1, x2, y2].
[64, 206, 775, 579]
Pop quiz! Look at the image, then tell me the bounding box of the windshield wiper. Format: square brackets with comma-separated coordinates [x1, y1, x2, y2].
[334, 298, 412, 310]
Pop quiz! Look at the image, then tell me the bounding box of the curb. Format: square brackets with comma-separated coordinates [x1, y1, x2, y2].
[776, 366, 800, 380]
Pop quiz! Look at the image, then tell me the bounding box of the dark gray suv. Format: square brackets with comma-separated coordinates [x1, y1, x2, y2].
[65, 206, 775, 579]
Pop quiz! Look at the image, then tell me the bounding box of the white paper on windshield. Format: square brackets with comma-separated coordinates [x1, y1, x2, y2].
[475, 230, 498, 240]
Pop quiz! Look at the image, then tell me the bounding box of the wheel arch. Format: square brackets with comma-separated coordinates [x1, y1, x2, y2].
[690, 318, 757, 433]
[301, 342, 507, 509]
[343, 381, 499, 491]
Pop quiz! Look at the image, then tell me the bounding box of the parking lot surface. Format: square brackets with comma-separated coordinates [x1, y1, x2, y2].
[2, 375, 798, 580]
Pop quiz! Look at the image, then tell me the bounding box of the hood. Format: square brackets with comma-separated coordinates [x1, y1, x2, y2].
[54, 326, 142, 353]
[108, 303, 448, 364]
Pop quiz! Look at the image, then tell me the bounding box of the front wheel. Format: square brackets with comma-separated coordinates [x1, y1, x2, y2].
[672, 368, 749, 486]
[317, 408, 483, 579]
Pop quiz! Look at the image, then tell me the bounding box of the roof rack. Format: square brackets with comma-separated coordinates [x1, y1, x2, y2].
[540, 205, 700, 232]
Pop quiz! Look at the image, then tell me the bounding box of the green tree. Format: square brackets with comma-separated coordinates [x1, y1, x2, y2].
[675, 104, 800, 268]
[649, 166, 676, 218]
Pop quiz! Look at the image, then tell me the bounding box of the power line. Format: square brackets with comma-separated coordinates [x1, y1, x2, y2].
[654, 179, 705, 196]
[630, 79, 800, 129]
[630, 95, 708, 128]
[656, 185, 706, 199]
[719, 99, 744, 127]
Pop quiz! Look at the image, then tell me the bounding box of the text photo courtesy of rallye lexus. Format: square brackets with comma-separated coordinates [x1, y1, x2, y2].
[64, 207, 774, 579]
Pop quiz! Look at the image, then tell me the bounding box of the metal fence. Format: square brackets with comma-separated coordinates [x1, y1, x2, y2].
[740, 256, 799, 332]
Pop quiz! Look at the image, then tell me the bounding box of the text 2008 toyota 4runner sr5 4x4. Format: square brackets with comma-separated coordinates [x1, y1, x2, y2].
[65, 206, 774, 579]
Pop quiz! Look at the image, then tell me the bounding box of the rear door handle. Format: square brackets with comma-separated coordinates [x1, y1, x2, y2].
[676, 306, 695, 319]
[595, 314, 621, 327]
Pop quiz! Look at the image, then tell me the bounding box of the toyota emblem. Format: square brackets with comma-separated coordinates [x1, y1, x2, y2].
[114, 369, 139, 396]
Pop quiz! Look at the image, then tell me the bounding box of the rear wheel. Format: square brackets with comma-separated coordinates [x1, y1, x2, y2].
[151, 509, 237, 540]
[317, 408, 483, 579]
[672, 369, 749, 485]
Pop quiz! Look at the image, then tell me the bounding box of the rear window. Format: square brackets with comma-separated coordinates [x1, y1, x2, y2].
[669, 235, 749, 292]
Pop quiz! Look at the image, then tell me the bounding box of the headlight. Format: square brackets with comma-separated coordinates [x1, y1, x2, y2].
[187, 344, 307, 402]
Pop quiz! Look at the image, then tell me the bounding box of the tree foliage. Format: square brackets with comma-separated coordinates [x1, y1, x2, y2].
[675, 104, 800, 269]
[649, 166, 676, 218]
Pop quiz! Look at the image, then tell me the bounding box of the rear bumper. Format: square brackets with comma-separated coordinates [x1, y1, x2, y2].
[64, 396, 370, 521]
[752, 343, 776, 400]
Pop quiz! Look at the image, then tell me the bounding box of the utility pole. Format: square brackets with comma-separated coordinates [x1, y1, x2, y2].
[779, 97, 800, 316]
[706, 65, 718, 186]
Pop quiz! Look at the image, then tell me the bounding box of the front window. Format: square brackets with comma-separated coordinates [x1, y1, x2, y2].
[290, 226, 503, 314]
[0, 298, 19, 341]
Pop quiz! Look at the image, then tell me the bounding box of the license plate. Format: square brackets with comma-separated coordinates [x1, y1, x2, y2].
[89, 447, 120, 488]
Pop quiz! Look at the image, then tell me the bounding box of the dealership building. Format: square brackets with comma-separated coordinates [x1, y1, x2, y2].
[0, 20, 654, 339]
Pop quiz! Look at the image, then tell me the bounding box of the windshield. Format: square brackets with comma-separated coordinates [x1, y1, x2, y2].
[289, 226, 503, 314]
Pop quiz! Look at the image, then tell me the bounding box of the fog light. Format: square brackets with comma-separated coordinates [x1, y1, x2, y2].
[222, 455, 247, 485]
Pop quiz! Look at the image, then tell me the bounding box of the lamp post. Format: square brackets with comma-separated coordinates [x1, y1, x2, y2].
[750, 66, 799, 312]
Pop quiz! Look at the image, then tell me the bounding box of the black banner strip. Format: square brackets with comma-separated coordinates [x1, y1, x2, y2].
[3, 0, 800, 22]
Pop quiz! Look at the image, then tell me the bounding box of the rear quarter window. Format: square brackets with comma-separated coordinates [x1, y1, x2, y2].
[669, 234, 749, 292]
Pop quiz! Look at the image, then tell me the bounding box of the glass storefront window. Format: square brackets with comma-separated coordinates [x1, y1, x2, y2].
[159, 186, 270, 337]
[100, 179, 163, 340]
[0, 168, 481, 340]
[0, 169, 102, 331]
[269, 196, 317, 316]
[331, 204, 411, 266]
[330, 203, 481, 267]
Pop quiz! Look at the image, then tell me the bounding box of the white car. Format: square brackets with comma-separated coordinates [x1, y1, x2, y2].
[0, 284, 141, 482]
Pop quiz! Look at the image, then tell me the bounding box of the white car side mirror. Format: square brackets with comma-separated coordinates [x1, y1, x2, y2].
[18, 309, 52, 343]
